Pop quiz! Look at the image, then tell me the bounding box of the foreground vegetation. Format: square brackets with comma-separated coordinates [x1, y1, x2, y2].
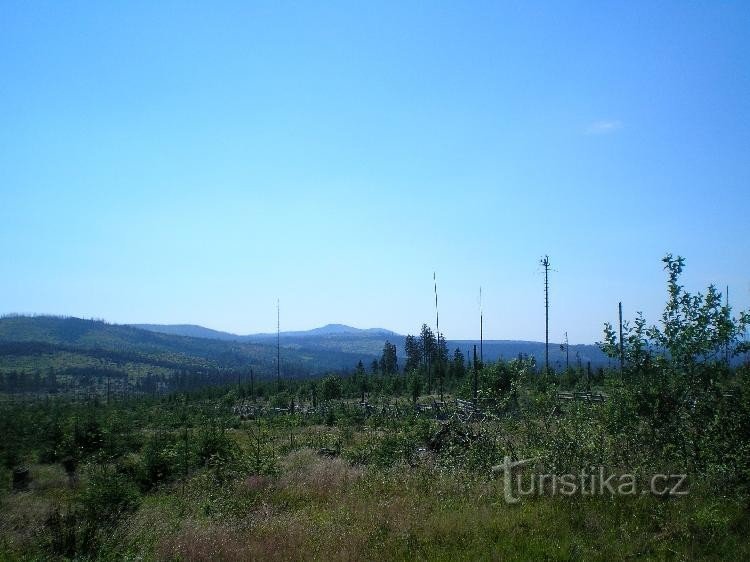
[1, 256, 749, 561]
[2, 373, 749, 561]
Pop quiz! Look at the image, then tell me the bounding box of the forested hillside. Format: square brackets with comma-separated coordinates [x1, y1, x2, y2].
[135, 322, 612, 369]
[0, 316, 374, 396]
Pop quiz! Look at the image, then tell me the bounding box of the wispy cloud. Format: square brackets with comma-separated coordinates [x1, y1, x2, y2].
[586, 120, 623, 135]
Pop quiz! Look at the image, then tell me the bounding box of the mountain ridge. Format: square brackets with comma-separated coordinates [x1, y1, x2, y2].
[132, 322, 397, 340]
[0, 315, 612, 374]
[131, 321, 610, 367]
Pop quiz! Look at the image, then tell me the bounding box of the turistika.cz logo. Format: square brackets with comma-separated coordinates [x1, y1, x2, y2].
[492, 456, 688, 504]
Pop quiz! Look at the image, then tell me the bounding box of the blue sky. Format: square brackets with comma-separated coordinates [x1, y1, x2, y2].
[1, 1, 748, 343]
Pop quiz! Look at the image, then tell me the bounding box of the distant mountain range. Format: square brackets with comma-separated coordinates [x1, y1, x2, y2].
[0, 316, 613, 385]
[132, 323, 397, 341]
[0, 316, 371, 379]
[132, 322, 611, 369]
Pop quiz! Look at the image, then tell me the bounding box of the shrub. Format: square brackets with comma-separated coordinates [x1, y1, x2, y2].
[79, 465, 140, 523]
[195, 419, 234, 465]
[137, 434, 178, 491]
[599, 255, 750, 482]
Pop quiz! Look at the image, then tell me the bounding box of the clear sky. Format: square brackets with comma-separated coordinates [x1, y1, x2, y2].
[1, 1, 749, 343]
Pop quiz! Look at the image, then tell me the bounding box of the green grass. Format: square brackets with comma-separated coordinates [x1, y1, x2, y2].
[101, 451, 750, 561]
[3, 424, 748, 561]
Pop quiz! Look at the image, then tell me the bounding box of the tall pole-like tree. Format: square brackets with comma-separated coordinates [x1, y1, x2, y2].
[276, 299, 281, 384]
[479, 286, 483, 364]
[618, 302, 624, 374]
[541, 256, 551, 374]
[421, 324, 433, 393]
[472, 344, 478, 408]
[434, 272, 443, 401]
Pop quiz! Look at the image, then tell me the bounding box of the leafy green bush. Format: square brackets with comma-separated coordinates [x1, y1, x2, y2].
[79, 465, 140, 523]
[195, 418, 234, 465]
[599, 254, 750, 483]
[345, 418, 433, 468]
[137, 434, 179, 491]
[321, 375, 343, 401]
